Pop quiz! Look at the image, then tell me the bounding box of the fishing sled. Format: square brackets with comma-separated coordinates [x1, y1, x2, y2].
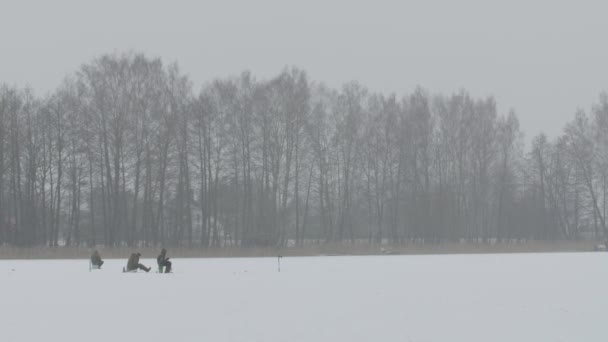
[122, 267, 138, 273]
[156, 265, 173, 274]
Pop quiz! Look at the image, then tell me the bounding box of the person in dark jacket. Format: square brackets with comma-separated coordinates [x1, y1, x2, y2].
[126, 252, 151, 272]
[157, 248, 172, 273]
[90, 250, 104, 268]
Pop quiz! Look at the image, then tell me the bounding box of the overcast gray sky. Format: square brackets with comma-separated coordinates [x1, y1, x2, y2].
[1, 0, 606, 139]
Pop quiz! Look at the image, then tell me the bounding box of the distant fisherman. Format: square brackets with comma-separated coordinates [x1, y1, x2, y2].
[126, 252, 151, 272]
[157, 248, 172, 273]
[91, 250, 104, 268]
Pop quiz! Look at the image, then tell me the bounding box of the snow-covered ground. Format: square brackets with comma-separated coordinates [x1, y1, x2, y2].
[1, 252, 606, 342]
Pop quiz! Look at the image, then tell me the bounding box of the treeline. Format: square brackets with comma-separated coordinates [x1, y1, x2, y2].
[0, 53, 606, 248]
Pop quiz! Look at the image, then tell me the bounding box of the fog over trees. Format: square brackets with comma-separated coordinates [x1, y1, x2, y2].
[0, 52, 606, 248]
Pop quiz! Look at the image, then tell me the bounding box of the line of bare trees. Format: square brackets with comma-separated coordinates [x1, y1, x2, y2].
[0, 53, 606, 248]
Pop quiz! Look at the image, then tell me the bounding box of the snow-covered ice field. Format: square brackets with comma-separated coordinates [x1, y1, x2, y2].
[1, 252, 606, 342]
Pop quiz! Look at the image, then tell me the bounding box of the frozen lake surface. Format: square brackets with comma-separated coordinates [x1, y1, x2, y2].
[1, 252, 606, 342]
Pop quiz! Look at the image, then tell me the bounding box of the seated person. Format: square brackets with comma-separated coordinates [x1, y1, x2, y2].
[90, 250, 104, 268]
[157, 248, 172, 273]
[126, 252, 151, 272]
